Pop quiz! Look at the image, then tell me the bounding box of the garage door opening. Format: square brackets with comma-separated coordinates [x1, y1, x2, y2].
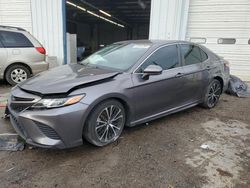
[66, 0, 151, 61]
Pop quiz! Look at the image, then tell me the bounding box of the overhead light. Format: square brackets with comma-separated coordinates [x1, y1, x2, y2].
[99, 16, 114, 24]
[77, 5, 86, 11]
[87, 10, 100, 18]
[99, 10, 111, 17]
[117, 24, 125, 28]
[66, 1, 125, 28]
[66, 1, 77, 7]
[66, 1, 86, 11]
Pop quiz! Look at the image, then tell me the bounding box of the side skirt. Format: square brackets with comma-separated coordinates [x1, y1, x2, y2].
[128, 101, 200, 127]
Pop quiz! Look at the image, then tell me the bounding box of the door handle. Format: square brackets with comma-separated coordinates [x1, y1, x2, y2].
[175, 72, 183, 78]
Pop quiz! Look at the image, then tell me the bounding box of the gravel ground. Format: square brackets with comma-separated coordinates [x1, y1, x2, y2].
[0, 81, 249, 188]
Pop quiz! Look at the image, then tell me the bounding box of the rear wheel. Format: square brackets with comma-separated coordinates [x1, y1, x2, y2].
[5, 64, 31, 86]
[201, 79, 222, 108]
[83, 100, 126, 146]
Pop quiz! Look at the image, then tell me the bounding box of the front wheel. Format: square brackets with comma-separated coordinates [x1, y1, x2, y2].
[83, 100, 126, 146]
[201, 79, 222, 108]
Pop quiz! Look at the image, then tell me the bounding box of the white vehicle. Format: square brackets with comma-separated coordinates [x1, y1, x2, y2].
[0, 25, 49, 85]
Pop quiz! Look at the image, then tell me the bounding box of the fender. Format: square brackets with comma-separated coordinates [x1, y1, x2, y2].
[79, 92, 134, 131]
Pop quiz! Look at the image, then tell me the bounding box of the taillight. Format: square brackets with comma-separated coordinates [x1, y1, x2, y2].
[35, 47, 46, 55]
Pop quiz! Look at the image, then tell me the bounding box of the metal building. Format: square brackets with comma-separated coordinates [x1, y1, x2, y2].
[186, 0, 250, 81]
[0, 0, 249, 80]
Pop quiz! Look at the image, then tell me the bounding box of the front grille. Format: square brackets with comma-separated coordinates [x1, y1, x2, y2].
[36, 123, 60, 140]
[10, 103, 32, 113]
[9, 95, 37, 113]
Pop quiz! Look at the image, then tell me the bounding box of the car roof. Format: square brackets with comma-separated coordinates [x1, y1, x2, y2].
[0, 25, 26, 32]
[114, 39, 191, 47]
[0, 25, 43, 47]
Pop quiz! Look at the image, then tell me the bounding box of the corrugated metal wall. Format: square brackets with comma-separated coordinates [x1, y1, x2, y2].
[0, 0, 32, 33]
[149, 0, 189, 40]
[186, 0, 250, 81]
[31, 0, 65, 65]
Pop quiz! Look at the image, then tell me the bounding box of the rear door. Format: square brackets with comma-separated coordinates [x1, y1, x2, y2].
[179, 44, 208, 103]
[131, 44, 187, 121]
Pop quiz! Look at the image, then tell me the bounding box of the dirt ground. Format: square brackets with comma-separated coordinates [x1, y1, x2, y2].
[0, 81, 249, 188]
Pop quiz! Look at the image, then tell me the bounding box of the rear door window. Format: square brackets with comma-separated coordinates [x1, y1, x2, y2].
[0, 31, 33, 48]
[180, 44, 207, 65]
[139, 45, 180, 72]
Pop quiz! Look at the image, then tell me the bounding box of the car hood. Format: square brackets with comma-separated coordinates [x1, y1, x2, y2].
[18, 63, 119, 95]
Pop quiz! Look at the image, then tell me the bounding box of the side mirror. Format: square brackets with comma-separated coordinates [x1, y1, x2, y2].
[142, 64, 163, 79]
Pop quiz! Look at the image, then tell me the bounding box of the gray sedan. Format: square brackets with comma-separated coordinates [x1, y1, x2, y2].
[7, 40, 230, 149]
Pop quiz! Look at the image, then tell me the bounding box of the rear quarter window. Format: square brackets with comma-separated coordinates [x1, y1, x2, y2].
[200, 48, 208, 62]
[0, 31, 33, 48]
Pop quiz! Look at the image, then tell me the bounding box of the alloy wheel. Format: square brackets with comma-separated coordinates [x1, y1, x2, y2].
[207, 82, 221, 107]
[95, 105, 124, 142]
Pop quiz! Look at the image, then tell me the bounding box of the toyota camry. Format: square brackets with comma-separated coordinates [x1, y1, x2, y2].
[7, 40, 230, 148]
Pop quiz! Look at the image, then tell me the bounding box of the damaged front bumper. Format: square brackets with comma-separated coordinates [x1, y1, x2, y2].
[7, 88, 89, 149]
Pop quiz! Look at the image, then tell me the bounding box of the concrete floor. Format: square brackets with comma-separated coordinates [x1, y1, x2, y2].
[0, 81, 249, 188]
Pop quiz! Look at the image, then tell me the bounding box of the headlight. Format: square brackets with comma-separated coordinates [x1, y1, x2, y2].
[31, 94, 85, 109]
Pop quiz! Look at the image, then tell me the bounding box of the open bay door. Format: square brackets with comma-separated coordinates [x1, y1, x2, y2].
[66, 0, 151, 62]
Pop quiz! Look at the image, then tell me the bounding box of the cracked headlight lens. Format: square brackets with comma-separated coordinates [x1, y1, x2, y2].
[31, 94, 85, 109]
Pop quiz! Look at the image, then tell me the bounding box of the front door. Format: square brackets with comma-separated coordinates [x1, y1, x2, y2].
[131, 44, 187, 122]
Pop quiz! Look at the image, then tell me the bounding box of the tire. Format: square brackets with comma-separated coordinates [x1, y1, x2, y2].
[5, 64, 31, 86]
[83, 100, 126, 147]
[201, 79, 222, 109]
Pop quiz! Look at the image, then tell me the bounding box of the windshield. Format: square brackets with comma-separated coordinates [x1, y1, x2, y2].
[80, 43, 151, 71]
